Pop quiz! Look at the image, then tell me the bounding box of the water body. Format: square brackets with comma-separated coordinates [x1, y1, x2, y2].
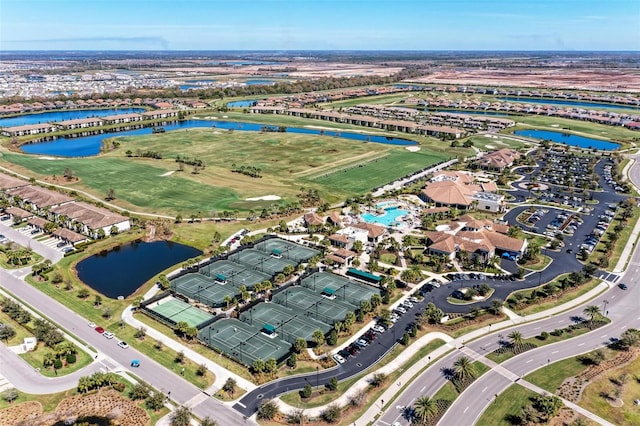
[244, 79, 275, 86]
[226, 100, 260, 108]
[21, 119, 418, 157]
[499, 97, 640, 111]
[514, 129, 620, 151]
[361, 207, 409, 227]
[76, 240, 201, 299]
[205, 60, 281, 66]
[0, 108, 146, 127]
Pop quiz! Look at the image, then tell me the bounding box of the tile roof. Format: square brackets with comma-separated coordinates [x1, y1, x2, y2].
[7, 185, 74, 207]
[51, 201, 128, 230]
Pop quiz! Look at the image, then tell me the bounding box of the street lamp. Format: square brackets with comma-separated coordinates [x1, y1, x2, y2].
[316, 366, 319, 390]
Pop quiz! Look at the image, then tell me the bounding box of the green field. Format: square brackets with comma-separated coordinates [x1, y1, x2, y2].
[311, 150, 449, 193]
[476, 384, 538, 426]
[0, 127, 450, 215]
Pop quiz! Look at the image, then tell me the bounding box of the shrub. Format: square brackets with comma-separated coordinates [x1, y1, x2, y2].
[538, 331, 549, 341]
[66, 353, 76, 364]
[112, 382, 126, 392]
[175, 351, 185, 364]
[325, 376, 338, 392]
[53, 359, 63, 370]
[129, 383, 151, 400]
[134, 327, 147, 339]
[321, 403, 342, 423]
[257, 400, 279, 420]
[300, 384, 313, 398]
[196, 363, 207, 377]
[287, 353, 297, 368]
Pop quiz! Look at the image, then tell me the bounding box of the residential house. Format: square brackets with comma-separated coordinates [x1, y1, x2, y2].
[50, 202, 130, 238]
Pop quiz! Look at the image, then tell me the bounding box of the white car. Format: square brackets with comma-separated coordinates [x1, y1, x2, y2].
[409, 296, 419, 303]
[395, 306, 406, 314]
[402, 301, 414, 308]
[372, 325, 386, 334]
[333, 354, 346, 364]
[103, 331, 115, 339]
[88, 322, 96, 328]
[117, 341, 129, 349]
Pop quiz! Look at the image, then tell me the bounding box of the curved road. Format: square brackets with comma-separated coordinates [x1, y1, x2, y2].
[378, 154, 640, 426]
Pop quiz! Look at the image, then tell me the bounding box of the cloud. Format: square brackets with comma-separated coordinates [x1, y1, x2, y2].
[5, 36, 170, 49]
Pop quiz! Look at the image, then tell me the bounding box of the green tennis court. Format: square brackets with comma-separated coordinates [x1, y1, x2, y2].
[198, 319, 290, 365]
[272, 286, 353, 324]
[171, 273, 238, 307]
[301, 271, 380, 305]
[200, 259, 270, 289]
[150, 296, 213, 327]
[229, 248, 296, 276]
[254, 238, 321, 263]
[239, 301, 331, 343]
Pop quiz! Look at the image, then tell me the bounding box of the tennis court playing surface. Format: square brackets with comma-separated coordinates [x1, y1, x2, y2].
[200, 259, 270, 289]
[229, 248, 296, 276]
[239, 301, 331, 343]
[254, 239, 321, 263]
[199, 319, 290, 365]
[150, 296, 213, 327]
[272, 286, 354, 325]
[301, 271, 380, 305]
[171, 273, 237, 307]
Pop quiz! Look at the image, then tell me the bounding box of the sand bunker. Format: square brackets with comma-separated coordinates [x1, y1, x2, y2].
[245, 195, 282, 201]
[38, 156, 60, 160]
[405, 146, 421, 152]
[160, 171, 175, 177]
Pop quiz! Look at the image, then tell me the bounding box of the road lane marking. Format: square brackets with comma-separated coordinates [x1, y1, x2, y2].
[421, 386, 426, 392]
[482, 386, 488, 393]
[601, 334, 608, 338]
[236, 402, 246, 408]
[578, 343, 585, 346]
[526, 359, 533, 363]
[552, 350, 559, 354]
[463, 406, 469, 414]
[533, 327, 540, 330]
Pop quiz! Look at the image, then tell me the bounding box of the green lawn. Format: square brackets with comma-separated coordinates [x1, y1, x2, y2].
[311, 150, 449, 194]
[507, 277, 602, 316]
[524, 356, 592, 393]
[466, 135, 526, 151]
[20, 341, 93, 378]
[476, 384, 538, 426]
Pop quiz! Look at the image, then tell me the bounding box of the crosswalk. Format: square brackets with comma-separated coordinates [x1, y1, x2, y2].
[596, 271, 620, 283]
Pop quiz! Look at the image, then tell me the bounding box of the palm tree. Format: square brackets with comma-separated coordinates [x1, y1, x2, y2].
[452, 356, 476, 382]
[508, 330, 523, 347]
[413, 395, 438, 424]
[583, 305, 601, 324]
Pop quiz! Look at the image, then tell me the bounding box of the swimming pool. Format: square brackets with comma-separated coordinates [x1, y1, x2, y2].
[361, 207, 409, 227]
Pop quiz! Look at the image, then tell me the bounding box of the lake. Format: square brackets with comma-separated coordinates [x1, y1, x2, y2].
[76, 240, 201, 299]
[244, 79, 275, 86]
[21, 118, 418, 157]
[499, 97, 640, 111]
[0, 108, 147, 127]
[514, 129, 620, 151]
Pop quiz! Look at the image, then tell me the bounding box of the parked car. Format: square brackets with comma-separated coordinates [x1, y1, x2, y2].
[118, 341, 129, 349]
[333, 354, 346, 364]
[356, 339, 369, 348]
[103, 331, 115, 339]
[94, 326, 105, 334]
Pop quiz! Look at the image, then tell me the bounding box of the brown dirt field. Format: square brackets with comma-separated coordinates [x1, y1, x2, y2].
[0, 401, 42, 426]
[410, 69, 640, 92]
[12, 389, 150, 426]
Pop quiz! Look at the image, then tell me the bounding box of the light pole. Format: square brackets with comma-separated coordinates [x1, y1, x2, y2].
[316, 366, 319, 390]
[602, 299, 609, 317]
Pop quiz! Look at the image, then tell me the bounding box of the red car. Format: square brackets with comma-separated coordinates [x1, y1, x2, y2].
[95, 326, 105, 334]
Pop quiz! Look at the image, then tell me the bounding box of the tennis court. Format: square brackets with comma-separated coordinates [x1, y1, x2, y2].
[272, 286, 353, 325]
[239, 302, 331, 343]
[230, 248, 296, 276]
[254, 238, 321, 263]
[171, 273, 238, 307]
[149, 296, 213, 327]
[301, 272, 380, 305]
[199, 259, 270, 289]
[199, 319, 290, 365]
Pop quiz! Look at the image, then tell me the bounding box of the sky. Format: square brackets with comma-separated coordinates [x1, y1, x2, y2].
[1, 0, 639, 51]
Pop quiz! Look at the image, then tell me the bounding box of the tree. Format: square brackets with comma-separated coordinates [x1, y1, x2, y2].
[222, 377, 236, 396]
[129, 383, 151, 400]
[265, 358, 278, 374]
[201, 418, 218, 426]
[196, 363, 207, 376]
[452, 356, 476, 382]
[583, 305, 601, 324]
[252, 359, 265, 374]
[257, 399, 279, 420]
[325, 376, 338, 391]
[293, 337, 306, 353]
[146, 391, 166, 411]
[94, 295, 102, 307]
[413, 395, 438, 424]
[78, 288, 90, 299]
[508, 330, 523, 347]
[312, 329, 325, 347]
[287, 353, 298, 368]
[0, 324, 16, 342]
[170, 406, 192, 426]
[301, 383, 313, 398]
[369, 373, 386, 387]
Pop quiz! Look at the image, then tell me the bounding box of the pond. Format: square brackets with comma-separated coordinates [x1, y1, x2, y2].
[21, 118, 418, 157]
[0, 108, 147, 127]
[514, 129, 620, 151]
[76, 240, 201, 299]
[227, 100, 261, 108]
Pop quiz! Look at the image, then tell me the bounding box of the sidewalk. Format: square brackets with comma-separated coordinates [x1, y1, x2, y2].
[122, 284, 256, 395]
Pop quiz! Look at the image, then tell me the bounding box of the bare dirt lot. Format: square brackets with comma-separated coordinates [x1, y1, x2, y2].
[409, 68, 640, 92]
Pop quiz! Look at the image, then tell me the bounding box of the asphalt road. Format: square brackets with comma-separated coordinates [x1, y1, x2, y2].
[0, 268, 252, 425]
[233, 296, 426, 416]
[377, 154, 640, 426]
